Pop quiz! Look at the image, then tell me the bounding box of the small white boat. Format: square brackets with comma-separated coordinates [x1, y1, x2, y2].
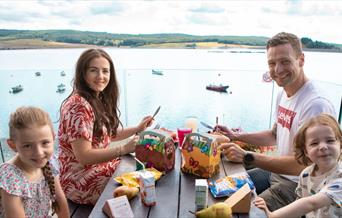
[152, 69, 163, 75]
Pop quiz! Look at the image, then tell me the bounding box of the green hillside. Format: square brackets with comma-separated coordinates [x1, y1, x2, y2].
[0, 29, 340, 51]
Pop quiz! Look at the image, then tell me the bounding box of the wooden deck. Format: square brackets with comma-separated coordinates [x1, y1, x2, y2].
[83, 148, 266, 218]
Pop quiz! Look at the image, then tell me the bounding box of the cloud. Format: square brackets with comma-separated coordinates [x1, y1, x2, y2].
[0, 0, 341, 44]
[190, 5, 225, 13]
[89, 2, 124, 15]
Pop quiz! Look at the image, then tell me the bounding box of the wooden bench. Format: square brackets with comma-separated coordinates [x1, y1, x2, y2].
[67, 199, 93, 218]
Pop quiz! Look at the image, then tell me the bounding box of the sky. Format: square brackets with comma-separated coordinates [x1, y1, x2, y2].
[1, 0, 342, 44]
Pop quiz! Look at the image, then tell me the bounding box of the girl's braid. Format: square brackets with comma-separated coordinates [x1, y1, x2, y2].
[42, 163, 59, 215]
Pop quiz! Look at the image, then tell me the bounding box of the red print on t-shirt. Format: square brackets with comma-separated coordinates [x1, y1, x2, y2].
[277, 106, 296, 130]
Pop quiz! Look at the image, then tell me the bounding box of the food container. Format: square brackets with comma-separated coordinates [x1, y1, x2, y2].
[136, 129, 175, 173]
[181, 132, 221, 178]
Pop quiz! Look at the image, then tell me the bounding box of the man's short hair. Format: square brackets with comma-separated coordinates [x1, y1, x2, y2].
[266, 32, 303, 57]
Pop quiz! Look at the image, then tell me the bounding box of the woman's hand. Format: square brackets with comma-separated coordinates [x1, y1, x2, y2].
[121, 135, 139, 154]
[254, 197, 272, 218]
[136, 116, 153, 133]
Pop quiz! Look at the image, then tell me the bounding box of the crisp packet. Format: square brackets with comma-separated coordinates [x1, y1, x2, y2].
[114, 168, 162, 188]
[208, 174, 255, 198]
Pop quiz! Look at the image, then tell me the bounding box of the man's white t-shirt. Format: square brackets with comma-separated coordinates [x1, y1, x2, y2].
[274, 80, 336, 181]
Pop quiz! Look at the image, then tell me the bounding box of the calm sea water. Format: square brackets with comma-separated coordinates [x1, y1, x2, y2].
[0, 48, 341, 160]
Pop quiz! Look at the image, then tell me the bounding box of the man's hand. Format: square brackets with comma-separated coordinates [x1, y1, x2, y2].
[215, 125, 241, 141]
[217, 142, 247, 163]
[211, 133, 230, 144]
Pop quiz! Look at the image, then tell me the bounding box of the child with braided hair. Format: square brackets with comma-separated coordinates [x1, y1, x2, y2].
[0, 106, 69, 218]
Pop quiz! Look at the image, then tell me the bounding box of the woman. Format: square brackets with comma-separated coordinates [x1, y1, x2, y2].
[58, 48, 152, 204]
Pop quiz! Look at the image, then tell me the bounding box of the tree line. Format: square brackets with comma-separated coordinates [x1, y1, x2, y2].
[0, 29, 340, 50]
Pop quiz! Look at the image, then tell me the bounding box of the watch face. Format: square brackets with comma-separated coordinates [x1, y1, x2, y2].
[244, 153, 254, 163]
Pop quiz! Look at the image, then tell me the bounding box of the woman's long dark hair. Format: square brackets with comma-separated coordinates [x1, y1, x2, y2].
[61, 48, 122, 138]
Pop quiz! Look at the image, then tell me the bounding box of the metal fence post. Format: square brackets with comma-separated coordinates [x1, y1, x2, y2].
[339, 96, 342, 125]
[0, 140, 5, 163]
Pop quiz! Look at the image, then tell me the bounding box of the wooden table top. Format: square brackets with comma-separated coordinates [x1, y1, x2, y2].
[89, 148, 266, 218]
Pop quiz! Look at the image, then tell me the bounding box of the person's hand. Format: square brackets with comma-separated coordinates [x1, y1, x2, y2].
[215, 125, 240, 141]
[212, 133, 230, 144]
[136, 116, 153, 133]
[121, 135, 139, 154]
[217, 142, 247, 163]
[253, 197, 272, 218]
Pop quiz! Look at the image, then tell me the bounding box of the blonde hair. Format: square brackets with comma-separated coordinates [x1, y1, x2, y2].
[8, 106, 59, 214]
[294, 113, 342, 166]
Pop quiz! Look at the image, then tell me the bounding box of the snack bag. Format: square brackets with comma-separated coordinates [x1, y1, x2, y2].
[114, 167, 162, 188]
[208, 174, 255, 198]
[181, 132, 222, 178]
[136, 129, 176, 173]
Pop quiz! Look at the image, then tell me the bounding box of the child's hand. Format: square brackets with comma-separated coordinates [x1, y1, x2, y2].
[254, 197, 272, 218]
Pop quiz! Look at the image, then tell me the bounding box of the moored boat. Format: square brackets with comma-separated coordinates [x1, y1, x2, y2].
[152, 69, 163, 75]
[206, 84, 229, 92]
[56, 83, 66, 93]
[10, 85, 23, 94]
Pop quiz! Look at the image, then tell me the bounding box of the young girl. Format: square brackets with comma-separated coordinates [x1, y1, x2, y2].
[58, 48, 153, 205]
[0, 106, 69, 218]
[254, 113, 342, 218]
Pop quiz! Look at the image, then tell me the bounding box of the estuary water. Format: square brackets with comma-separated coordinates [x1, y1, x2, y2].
[0, 48, 341, 160]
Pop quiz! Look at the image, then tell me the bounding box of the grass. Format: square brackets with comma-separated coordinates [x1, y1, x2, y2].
[0, 39, 93, 49]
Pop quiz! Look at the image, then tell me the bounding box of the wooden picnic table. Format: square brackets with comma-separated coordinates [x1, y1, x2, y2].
[87, 148, 266, 218]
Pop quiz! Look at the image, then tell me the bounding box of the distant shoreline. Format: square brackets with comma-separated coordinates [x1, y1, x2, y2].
[0, 39, 341, 53]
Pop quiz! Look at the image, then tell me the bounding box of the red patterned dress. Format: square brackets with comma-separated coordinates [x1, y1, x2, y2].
[58, 93, 120, 205]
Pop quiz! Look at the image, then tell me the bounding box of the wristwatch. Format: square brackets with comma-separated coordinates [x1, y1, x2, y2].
[243, 152, 255, 165]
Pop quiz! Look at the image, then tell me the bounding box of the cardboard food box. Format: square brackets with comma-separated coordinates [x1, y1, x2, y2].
[181, 132, 221, 178]
[102, 195, 134, 218]
[224, 183, 251, 213]
[135, 129, 175, 173]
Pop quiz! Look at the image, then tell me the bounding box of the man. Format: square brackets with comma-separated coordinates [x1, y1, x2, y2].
[217, 32, 336, 211]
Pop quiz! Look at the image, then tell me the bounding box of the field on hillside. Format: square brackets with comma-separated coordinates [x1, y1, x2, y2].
[0, 39, 92, 49]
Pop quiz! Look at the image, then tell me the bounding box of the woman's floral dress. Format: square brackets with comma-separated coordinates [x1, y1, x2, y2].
[58, 94, 120, 205]
[0, 162, 58, 218]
